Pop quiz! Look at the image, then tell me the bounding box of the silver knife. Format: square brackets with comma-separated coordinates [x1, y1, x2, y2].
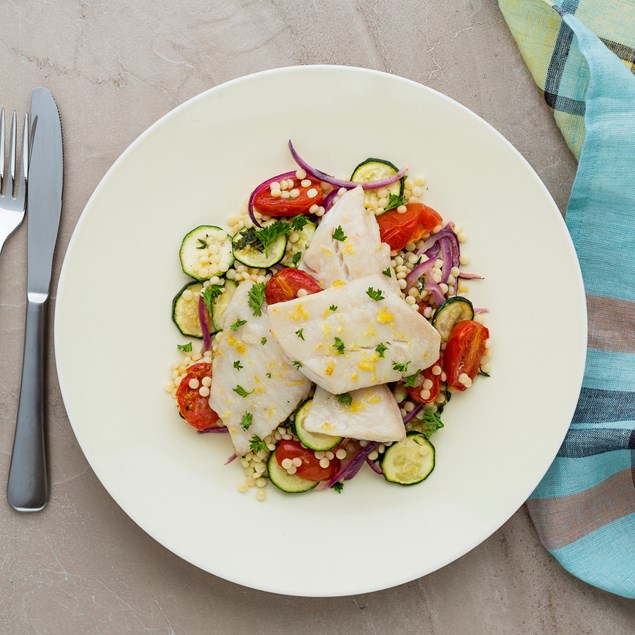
[7, 88, 63, 512]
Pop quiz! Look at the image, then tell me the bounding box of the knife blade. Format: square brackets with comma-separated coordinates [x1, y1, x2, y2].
[7, 88, 63, 512]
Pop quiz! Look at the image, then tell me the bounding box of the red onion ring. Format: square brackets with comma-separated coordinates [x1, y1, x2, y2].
[198, 295, 211, 353]
[458, 272, 484, 280]
[402, 403, 424, 425]
[224, 452, 237, 465]
[289, 140, 406, 190]
[366, 457, 383, 475]
[197, 426, 229, 434]
[317, 442, 380, 489]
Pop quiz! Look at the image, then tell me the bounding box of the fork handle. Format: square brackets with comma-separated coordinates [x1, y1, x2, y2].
[7, 296, 49, 512]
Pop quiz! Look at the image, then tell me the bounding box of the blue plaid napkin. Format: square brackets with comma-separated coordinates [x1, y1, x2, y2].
[500, 2, 635, 598]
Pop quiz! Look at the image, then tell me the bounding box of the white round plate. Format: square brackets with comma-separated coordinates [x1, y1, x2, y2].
[55, 66, 586, 597]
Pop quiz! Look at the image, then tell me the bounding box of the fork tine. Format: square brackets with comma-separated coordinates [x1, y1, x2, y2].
[16, 112, 29, 207]
[7, 110, 17, 198]
[0, 109, 5, 193]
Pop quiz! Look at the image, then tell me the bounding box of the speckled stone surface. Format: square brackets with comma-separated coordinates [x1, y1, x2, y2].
[0, 1, 633, 633]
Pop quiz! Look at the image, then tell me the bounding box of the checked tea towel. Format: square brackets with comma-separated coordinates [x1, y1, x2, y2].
[500, 0, 635, 598]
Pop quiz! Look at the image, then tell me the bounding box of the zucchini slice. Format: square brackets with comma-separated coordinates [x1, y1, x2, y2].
[381, 432, 435, 485]
[210, 279, 238, 332]
[350, 157, 405, 201]
[267, 452, 318, 494]
[232, 227, 287, 269]
[431, 296, 474, 341]
[294, 399, 342, 451]
[284, 220, 317, 268]
[172, 281, 205, 338]
[180, 225, 234, 281]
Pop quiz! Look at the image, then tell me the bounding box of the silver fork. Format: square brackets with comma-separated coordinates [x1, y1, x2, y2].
[0, 109, 29, 253]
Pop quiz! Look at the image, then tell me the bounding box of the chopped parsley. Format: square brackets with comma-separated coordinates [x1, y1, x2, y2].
[421, 409, 445, 437]
[384, 192, 407, 212]
[233, 360, 243, 370]
[336, 392, 352, 407]
[291, 251, 302, 267]
[375, 343, 388, 357]
[295, 328, 305, 340]
[248, 283, 266, 316]
[333, 337, 346, 355]
[235, 216, 308, 256]
[392, 360, 411, 373]
[249, 435, 268, 453]
[266, 372, 272, 379]
[176, 342, 192, 353]
[329, 305, 338, 312]
[233, 385, 253, 398]
[291, 360, 303, 369]
[382, 267, 392, 277]
[241, 412, 253, 431]
[290, 214, 309, 231]
[260, 336, 267, 345]
[196, 238, 208, 249]
[366, 287, 385, 301]
[403, 370, 421, 388]
[256, 221, 289, 255]
[230, 318, 247, 331]
[332, 225, 347, 241]
[332, 482, 344, 493]
[200, 284, 224, 312]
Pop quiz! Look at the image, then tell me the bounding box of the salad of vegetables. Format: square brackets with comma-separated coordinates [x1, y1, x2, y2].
[164, 141, 491, 500]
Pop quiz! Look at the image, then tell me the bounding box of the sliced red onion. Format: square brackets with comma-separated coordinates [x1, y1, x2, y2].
[321, 187, 340, 212]
[197, 426, 228, 434]
[417, 226, 460, 271]
[224, 452, 237, 465]
[458, 272, 484, 280]
[405, 256, 436, 289]
[289, 140, 406, 191]
[198, 295, 211, 353]
[247, 170, 297, 228]
[366, 457, 383, 475]
[402, 403, 424, 425]
[474, 307, 490, 314]
[439, 236, 453, 284]
[317, 442, 380, 490]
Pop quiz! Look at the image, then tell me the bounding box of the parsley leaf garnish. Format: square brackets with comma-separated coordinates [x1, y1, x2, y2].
[233, 360, 243, 370]
[375, 343, 388, 357]
[332, 225, 347, 241]
[336, 393, 352, 407]
[332, 482, 344, 493]
[248, 283, 266, 316]
[249, 435, 268, 453]
[421, 409, 444, 437]
[177, 342, 192, 353]
[200, 284, 224, 313]
[403, 370, 421, 388]
[290, 214, 309, 231]
[260, 336, 267, 345]
[333, 337, 346, 355]
[196, 238, 208, 249]
[382, 267, 392, 277]
[241, 412, 253, 431]
[329, 305, 338, 312]
[392, 360, 411, 373]
[233, 385, 253, 398]
[230, 318, 247, 331]
[291, 251, 302, 267]
[266, 372, 272, 379]
[255, 221, 289, 255]
[366, 287, 385, 301]
[384, 192, 407, 212]
[478, 368, 491, 377]
[291, 360, 303, 369]
[295, 328, 305, 340]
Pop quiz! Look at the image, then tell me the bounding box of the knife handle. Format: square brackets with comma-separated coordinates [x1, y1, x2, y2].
[7, 296, 49, 512]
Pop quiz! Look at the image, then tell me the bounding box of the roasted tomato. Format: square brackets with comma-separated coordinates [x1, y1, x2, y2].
[175, 363, 220, 430]
[444, 321, 489, 391]
[253, 178, 323, 216]
[275, 439, 341, 482]
[377, 203, 443, 251]
[265, 268, 322, 304]
[406, 357, 443, 404]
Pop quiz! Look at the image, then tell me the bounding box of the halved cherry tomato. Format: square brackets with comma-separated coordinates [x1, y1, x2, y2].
[443, 321, 490, 391]
[176, 363, 220, 430]
[407, 357, 442, 404]
[253, 178, 323, 216]
[265, 268, 322, 305]
[377, 203, 443, 251]
[275, 439, 341, 482]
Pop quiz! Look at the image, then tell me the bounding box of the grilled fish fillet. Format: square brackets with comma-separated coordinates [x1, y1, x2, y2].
[268, 274, 441, 394]
[208, 281, 312, 455]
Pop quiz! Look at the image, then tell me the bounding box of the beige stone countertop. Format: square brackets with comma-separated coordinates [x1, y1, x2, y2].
[1, 1, 633, 633]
